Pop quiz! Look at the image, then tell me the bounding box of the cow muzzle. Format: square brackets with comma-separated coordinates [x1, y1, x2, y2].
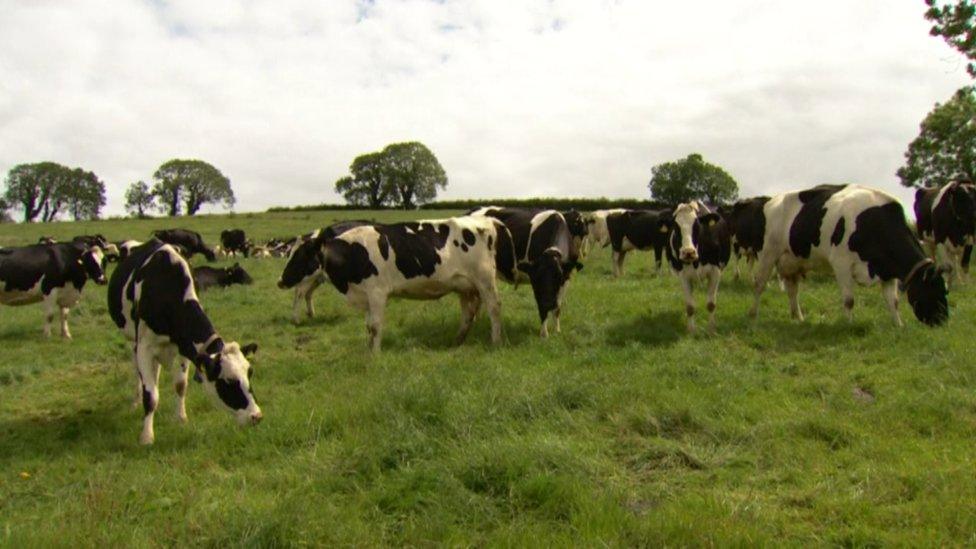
[95, 276, 108, 285]
[680, 248, 698, 263]
[250, 411, 263, 425]
[276, 279, 287, 289]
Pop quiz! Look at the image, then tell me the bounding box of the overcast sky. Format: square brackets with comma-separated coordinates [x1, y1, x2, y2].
[0, 0, 970, 216]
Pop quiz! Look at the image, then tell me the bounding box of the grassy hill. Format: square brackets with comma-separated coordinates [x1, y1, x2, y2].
[1, 211, 974, 545]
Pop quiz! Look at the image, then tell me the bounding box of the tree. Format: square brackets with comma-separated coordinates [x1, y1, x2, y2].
[926, 0, 976, 77]
[64, 169, 106, 221]
[897, 86, 976, 188]
[2, 162, 105, 222]
[124, 180, 155, 218]
[381, 141, 447, 209]
[152, 159, 235, 216]
[648, 153, 739, 205]
[334, 151, 394, 208]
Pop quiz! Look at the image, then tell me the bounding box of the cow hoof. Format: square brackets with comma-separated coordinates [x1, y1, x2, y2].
[139, 433, 155, 445]
[61, 333, 72, 340]
[177, 414, 188, 424]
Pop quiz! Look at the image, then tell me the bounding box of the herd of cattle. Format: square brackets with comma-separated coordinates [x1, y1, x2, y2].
[0, 182, 966, 444]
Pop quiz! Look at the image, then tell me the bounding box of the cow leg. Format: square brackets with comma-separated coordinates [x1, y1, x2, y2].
[59, 306, 72, 339]
[455, 291, 482, 345]
[748, 253, 777, 318]
[553, 281, 569, 334]
[131, 345, 142, 409]
[172, 357, 190, 423]
[136, 343, 161, 445]
[882, 279, 903, 327]
[305, 278, 322, 319]
[366, 294, 387, 352]
[833, 266, 855, 321]
[783, 275, 803, 321]
[42, 291, 57, 338]
[935, 243, 957, 287]
[653, 245, 663, 274]
[705, 266, 722, 332]
[291, 289, 304, 324]
[477, 279, 503, 345]
[611, 251, 622, 277]
[679, 269, 696, 332]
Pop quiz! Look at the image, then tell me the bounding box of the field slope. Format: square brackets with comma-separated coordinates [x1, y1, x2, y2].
[1, 210, 975, 546]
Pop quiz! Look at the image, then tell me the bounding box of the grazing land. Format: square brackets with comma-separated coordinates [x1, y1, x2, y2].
[1, 210, 975, 546]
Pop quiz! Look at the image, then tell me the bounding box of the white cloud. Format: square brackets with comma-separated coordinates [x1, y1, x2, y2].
[0, 0, 969, 216]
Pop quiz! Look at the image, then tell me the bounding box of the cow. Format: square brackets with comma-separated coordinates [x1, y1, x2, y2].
[749, 184, 948, 326]
[469, 207, 581, 337]
[38, 236, 57, 245]
[914, 181, 976, 286]
[72, 234, 119, 266]
[721, 196, 771, 281]
[277, 220, 371, 324]
[299, 216, 515, 351]
[561, 210, 589, 257]
[116, 240, 143, 263]
[107, 239, 262, 444]
[597, 208, 673, 277]
[220, 229, 250, 258]
[0, 242, 107, 339]
[660, 201, 731, 332]
[152, 229, 217, 261]
[192, 263, 253, 291]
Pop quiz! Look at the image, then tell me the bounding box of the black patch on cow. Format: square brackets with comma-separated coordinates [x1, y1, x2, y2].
[913, 187, 939, 237]
[215, 378, 249, 410]
[726, 197, 769, 253]
[1, 242, 102, 298]
[192, 264, 253, 291]
[153, 229, 216, 261]
[378, 235, 390, 260]
[789, 184, 845, 258]
[374, 223, 446, 279]
[487, 235, 494, 250]
[462, 228, 476, 246]
[930, 183, 976, 247]
[142, 387, 154, 415]
[491, 221, 518, 283]
[280, 221, 372, 289]
[830, 217, 845, 246]
[323, 239, 379, 293]
[453, 240, 459, 247]
[220, 229, 249, 256]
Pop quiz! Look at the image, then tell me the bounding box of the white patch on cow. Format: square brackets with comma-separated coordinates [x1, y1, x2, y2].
[673, 203, 699, 263]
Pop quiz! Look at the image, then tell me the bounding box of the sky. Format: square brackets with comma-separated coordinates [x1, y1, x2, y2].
[0, 0, 971, 217]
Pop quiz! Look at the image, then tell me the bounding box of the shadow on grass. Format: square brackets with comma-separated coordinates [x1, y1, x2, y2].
[741, 318, 872, 353]
[0, 404, 129, 461]
[605, 310, 684, 348]
[0, 326, 41, 342]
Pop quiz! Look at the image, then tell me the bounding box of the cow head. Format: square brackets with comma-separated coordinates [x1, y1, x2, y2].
[662, 202, 719, 265]
[278, 239, 321, 289]
[203, 247, 217, 262]
[81, 246, 108, 285]
[226, 263, 253, 285]
[562, 210, 589, 238]
[194, 341, 263, 425]
[902, 260, 949, 326]
[518, 248, 577, 322]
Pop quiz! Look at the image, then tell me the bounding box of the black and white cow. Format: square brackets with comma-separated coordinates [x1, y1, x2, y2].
[193, 263, 253, 291]
[721, 196, 770, 280]
[152, 229, 217, 261]
[600, 209, 673, 277]
[659, 202, 731, 332]
[914, 181, 976, 285]
[277, 220, 371, 323]
[750, 184, 949, 326]
[469, 207, 581, 337]
[310, 216, 515, 351]
[0, 242, 107, 338]
[72, 234, 119, 266]
[107, 239, 262, 444]
[220, 229, 250, 258]
[561, 210, 589, 257]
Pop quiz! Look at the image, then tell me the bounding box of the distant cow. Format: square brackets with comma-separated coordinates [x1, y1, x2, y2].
[107, 239, 262, 445]
[914, 181, 976, 285]
[72, 234, 119, 265]
[277, 220, 371, 323]
[750, 184, 948, 326]
[220, 229, 250, 257]
[597, 209, 673, 277]
[312, 216, 515, 351]
[660, 202, 731, 332]
[470, 207, 581, 337]
[561, 210, 589, 257]
[152, 229, 216, 261]
[721, 196, 770, 280]
[193, 263, 253, 291]
[0, 242, 107, 338]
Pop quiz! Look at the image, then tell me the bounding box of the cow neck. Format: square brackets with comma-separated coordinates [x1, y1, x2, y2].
[198, 332, 224, 355]
[900, 258, 933, 291]
[172, 299, 221, 360]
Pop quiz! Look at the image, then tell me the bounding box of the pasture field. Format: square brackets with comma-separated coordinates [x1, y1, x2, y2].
[1, 210, 975, 546]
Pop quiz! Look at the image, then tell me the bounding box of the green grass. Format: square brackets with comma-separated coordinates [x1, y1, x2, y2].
[1, 211, 975, 546]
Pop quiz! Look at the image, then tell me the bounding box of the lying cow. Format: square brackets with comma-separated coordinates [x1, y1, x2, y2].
[660, 202, 731, 332]
[0, 242, 107, 338]
[152, 229, 216, 261]
[309, 216, 515, 351]
[193, 263, 253, 291]
[277, 220, 371, 323]
[220, 229, 250, 257]
[750, 184, 948, 326]
[721, 196, 770, 280]
[107, 239, 262, 444]
[604, 209, 673, 276]
[914, 181, 976, 286]
[470, 207, 581, 337]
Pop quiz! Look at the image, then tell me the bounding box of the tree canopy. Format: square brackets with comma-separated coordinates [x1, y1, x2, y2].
[897, 86, 976, 188]
[648, 153, 739, 205]
[335, 142, 447, 209]
[152, 159, 235, 216]
[124, 180, 156, 218]
[926, 0, 976, 77]
[2, 162, 106, 222]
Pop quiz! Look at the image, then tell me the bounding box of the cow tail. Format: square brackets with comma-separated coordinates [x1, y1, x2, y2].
[491, 220, 518, 284]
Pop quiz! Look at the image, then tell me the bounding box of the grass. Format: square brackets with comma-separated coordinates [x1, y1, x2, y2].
[1, 210, 975, 546]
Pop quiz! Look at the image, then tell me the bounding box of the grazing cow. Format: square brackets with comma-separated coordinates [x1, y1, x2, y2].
[602, 209, 673, 277]
[107, 239, 262, 444]
[152, 229, 216, 261]
[193, 263, 253, 291]
[660, 202, 731, 332]
[0, 242, 107, 338]
[561, 210, 589, 257]
[312, 216, 515, 351]
[469, 207, 581, 337]
[914, 181, 976, 285]
[750, 184, 948, 326]
[220, 229, 250, 257]
[277, 220, 371, 323]
[721, 196, 771, 280]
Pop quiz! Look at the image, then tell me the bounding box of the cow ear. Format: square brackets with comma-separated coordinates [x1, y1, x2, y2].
[657, 215, 673, 233]
[241, 343, 259, 356]
[193, 353, 220, 382]
[699, 213, 721, 227]
[573, 261, 584, 272]
[517, 261, 533, 273]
